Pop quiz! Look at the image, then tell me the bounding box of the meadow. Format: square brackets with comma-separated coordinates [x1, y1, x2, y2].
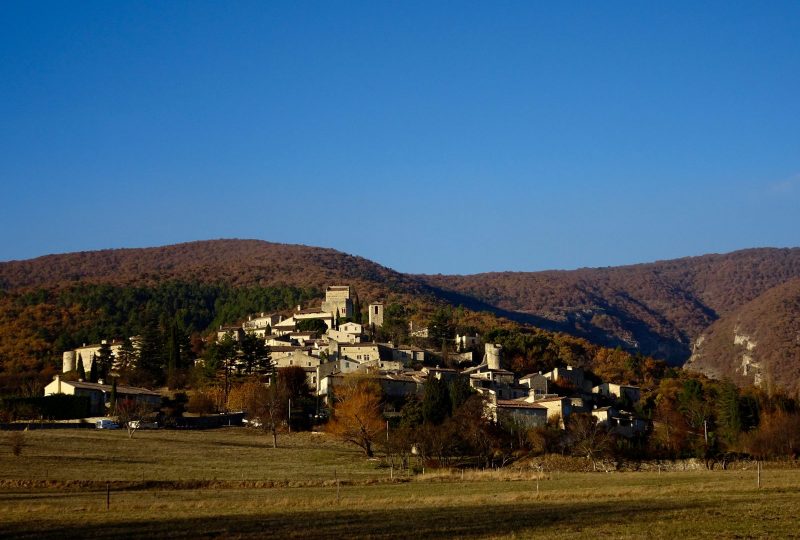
[1, 428, 798, 539]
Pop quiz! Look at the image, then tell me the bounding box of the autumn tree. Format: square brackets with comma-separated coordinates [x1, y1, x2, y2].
[327, 374, 385, 457]
[741, 410, 800, 459]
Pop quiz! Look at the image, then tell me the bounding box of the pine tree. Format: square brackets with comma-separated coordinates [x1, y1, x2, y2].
[138, 313, 165, 386]
[116, 337, 138, 373]
[95, 341, 113, 380]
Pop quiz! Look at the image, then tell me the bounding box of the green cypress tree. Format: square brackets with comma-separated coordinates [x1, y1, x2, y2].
[110, 378, 118, 412]
[166, 322, 181, 389]
[77, 354, 86, 380]
[422, 375, 451, 425]
[89, 354, 98, 383]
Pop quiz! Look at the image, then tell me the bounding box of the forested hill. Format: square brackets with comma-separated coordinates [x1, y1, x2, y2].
[684, 277, 800, 395]
[419, 248, 800, 364]
[2, 240, 800, 376]
[0, 239, 431, 301]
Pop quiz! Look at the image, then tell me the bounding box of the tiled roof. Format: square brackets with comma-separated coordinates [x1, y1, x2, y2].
[58, 380, 159, 396]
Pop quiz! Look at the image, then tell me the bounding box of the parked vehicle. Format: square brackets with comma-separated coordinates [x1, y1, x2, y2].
[95, 419, 119, 429]
[127, 420, 158, 429]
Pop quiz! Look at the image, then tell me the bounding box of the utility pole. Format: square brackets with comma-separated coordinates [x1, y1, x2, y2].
[288, 398, 292, 433]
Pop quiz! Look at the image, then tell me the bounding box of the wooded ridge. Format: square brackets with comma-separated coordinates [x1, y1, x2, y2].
[2, 239, 799, 391]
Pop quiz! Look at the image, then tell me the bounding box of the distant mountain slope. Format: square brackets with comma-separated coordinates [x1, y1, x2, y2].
[684, 278, 800, 395]
[420, 248, 800, 364]
[0, 239, 432, 301]
[3, 240, 800, 371]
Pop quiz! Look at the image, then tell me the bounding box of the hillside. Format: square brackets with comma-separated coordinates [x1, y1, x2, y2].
[2, 240, 800, 386]
[420, 248, 800, 364]
[0, 239, 432, 301]
[684, 278, 800, 395]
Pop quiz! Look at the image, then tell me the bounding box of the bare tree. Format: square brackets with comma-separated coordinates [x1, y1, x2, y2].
[567, 413, 613, 471]
[245, 380, 288, 448]
[115, 399, 154, 439]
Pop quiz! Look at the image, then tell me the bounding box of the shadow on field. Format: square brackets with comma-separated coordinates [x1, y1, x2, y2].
[0, 498, 708, 539]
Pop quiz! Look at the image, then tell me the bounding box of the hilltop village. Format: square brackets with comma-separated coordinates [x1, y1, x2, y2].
[48, 285, 645, 438]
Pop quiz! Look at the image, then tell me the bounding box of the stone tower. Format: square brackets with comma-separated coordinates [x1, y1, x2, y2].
[485, 343, 502, 370]
[368, 302, 384, 327]
[62, 351, 76, 373]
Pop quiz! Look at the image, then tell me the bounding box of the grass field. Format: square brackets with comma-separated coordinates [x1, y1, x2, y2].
[1, 428, 799, 538]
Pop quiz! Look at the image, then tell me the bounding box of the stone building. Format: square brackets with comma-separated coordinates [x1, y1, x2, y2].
[321, 285, 353, 318]
[368, 302, 384, 327]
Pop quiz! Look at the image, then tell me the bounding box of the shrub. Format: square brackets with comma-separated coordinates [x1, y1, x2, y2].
[8, 431, 24, 457]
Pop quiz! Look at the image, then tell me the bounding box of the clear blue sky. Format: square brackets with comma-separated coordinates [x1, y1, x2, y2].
[1, 2, 798, 274]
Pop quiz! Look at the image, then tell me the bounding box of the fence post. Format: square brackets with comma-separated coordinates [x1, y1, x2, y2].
[757, 461, 761, 489]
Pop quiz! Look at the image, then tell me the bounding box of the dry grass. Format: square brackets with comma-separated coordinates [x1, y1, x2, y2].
[0, 428, 381, 484]
[1, 429, 799, 538]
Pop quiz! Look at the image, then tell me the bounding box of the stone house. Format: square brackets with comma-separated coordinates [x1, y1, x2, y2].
[44, 375, 160, 416]
[592, 382, 641, 404]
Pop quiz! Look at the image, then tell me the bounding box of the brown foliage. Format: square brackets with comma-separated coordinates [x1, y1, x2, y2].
[741, 410, 800, 459]
[422, 247, 800, 364]
[187, 391, 217, 415]
[327, 374, 385, 457]
[687, 277, 800, 395]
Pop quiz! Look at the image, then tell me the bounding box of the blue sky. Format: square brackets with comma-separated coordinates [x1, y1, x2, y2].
[1, 2, 798, 274]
